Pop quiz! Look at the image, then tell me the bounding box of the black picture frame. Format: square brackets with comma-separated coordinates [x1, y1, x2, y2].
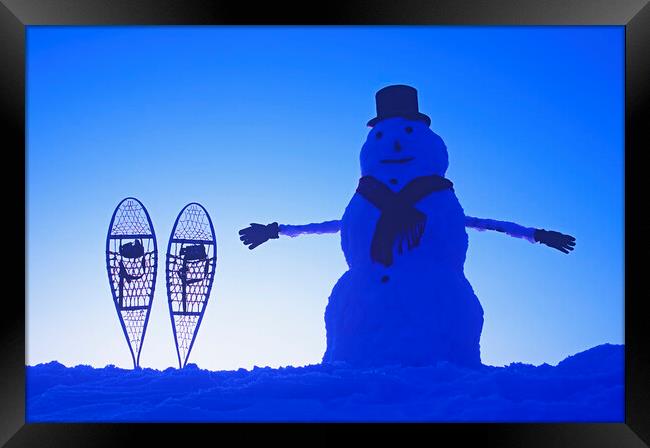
[2, 0, 648, 445]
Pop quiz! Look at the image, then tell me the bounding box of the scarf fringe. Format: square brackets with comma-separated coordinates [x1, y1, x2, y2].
[396, 216, 426, 254]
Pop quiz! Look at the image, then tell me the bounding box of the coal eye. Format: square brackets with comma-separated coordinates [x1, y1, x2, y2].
[405, 126, 413, 134]
[375, 131, 383, 139]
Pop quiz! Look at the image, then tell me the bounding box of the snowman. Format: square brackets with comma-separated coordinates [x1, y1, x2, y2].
[239, 85, 575, 368]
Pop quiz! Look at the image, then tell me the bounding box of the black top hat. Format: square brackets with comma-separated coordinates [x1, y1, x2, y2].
[367, 84, 431, 127]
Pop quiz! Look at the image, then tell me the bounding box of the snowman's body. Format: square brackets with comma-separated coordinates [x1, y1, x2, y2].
[321, 117, 483, 367]
[323, 186, 482, 367]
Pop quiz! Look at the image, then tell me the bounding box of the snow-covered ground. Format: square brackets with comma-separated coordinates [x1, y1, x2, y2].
[26, 344, 623, 422]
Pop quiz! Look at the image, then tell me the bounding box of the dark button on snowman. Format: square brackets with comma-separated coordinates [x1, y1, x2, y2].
[240, 85, 576, 368]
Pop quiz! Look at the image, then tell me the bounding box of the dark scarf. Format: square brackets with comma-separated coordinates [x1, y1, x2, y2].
[356, 175, 453, 267]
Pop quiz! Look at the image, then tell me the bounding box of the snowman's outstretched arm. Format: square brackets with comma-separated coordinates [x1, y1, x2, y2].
[279, 220, 341, 237]
[465, 216, 576, 254]
[239, 220, 341, 250]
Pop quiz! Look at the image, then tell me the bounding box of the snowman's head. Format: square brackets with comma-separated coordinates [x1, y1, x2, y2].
[360, 117, 449, 181]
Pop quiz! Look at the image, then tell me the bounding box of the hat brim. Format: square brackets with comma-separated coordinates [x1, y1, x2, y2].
[367, 112, 431, 127]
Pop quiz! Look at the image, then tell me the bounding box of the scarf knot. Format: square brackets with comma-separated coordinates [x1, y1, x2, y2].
[356, 175, 453, 267]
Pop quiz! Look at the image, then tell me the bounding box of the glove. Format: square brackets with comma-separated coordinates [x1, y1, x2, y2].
[239, 222, 279, 250]
[534, 229, 576, 254]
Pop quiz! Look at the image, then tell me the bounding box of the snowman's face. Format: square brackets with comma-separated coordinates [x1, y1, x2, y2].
[360, 117, 449, 182]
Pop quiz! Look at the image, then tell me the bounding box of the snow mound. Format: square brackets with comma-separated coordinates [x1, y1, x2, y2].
[26, 344, 623, 422]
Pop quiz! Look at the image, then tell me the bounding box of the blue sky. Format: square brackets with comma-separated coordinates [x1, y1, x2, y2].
[26, 26, 624, 370]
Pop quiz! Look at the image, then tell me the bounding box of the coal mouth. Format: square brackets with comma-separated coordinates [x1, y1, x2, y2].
[380, 157, 415, 164]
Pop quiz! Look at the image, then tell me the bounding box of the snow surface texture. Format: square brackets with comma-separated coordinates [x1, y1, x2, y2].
[325, 118, 483, 367]
[26, 344, 624, 422]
